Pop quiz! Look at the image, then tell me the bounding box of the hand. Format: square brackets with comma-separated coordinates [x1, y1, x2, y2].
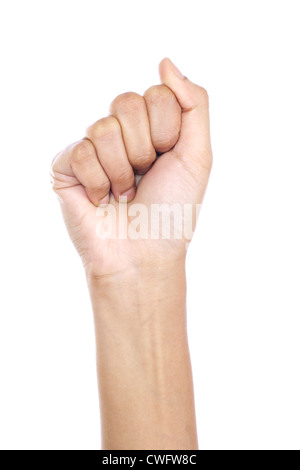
[51, 58, 212, 278]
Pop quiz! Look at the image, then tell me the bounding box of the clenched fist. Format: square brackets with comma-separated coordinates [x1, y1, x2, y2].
[51, 58, 212, 278]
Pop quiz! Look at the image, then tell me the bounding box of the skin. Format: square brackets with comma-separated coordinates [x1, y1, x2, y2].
[51, 58, 212, 450]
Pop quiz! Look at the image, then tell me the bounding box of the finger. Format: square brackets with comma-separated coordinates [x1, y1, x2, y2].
[109, 92, 156, 174]
[52, 139, 110, 206]
[144, 84, 181, 154]
[159, 58, 212, 171]
[86, 116, 136, 202]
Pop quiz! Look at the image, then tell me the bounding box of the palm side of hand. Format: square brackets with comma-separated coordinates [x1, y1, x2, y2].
[52, 59, 212, 277]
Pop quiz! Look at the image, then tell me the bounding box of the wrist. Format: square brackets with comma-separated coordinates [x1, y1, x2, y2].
[87, 254, 187, 336]
[86, 253, 187, 301]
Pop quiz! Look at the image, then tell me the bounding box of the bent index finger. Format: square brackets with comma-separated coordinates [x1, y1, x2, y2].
[144, 84, 181, 154]
[109, 92, 156, 173]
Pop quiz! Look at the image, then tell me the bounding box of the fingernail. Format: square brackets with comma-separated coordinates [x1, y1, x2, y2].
[99, 194, 110, 206]
[119, 186, 135, 202]
[169, 58, 185, 79]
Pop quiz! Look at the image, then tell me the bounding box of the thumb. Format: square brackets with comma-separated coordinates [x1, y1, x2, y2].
[159, 58, 212, 171]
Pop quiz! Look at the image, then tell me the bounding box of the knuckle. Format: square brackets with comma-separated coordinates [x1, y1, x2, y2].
[154, 130, 180, 151]
[96, 178, 110, 194]
[144, 84, 176, 107]
[114, 167, 134, 187]
[131, 150, 156, 169]
[87, 172, 110, 193]
[72, 140, 94, 163]
[87, 116, 120, 142]
[110, 92, 144, 115]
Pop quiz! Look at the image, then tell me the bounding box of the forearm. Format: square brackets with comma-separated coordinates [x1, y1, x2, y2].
[87, 258, 198, 450]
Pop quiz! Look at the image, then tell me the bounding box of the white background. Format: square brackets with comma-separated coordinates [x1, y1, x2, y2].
[0, 0, 299, 450]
